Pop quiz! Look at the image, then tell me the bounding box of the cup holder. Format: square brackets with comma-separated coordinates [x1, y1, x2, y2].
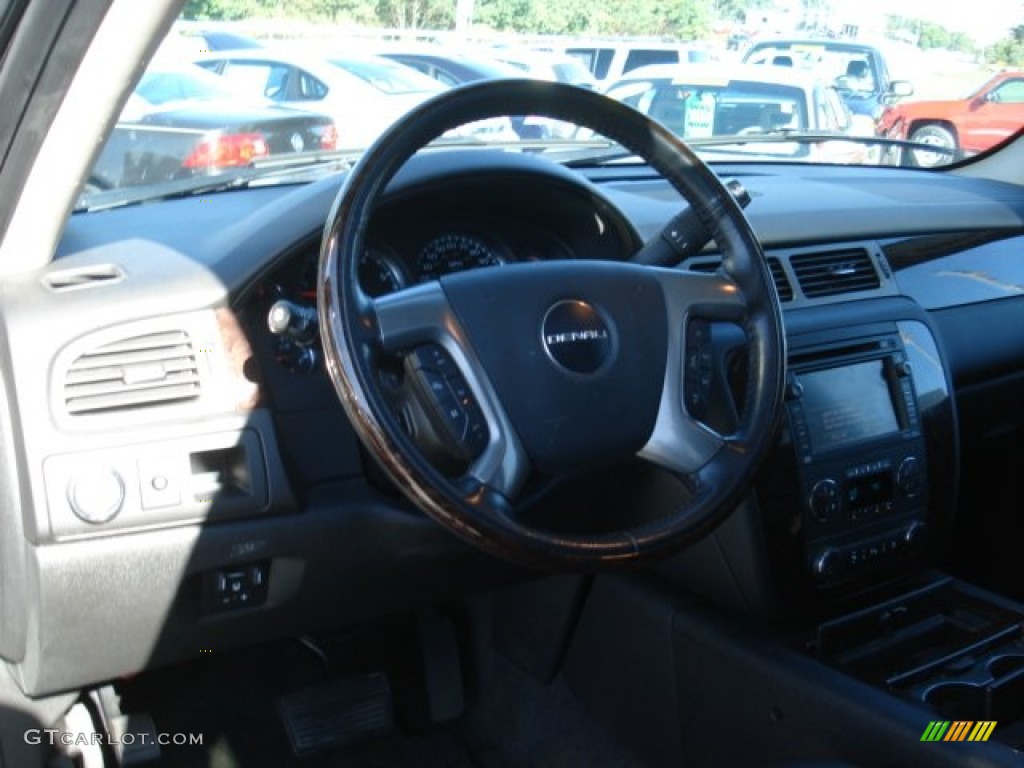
[925, 682, 988, 721]
[925, 667, 1024, 722]
[989, 654, 1024, 679]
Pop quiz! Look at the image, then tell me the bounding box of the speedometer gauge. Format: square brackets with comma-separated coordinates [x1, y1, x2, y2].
[418, 233, 503, 282]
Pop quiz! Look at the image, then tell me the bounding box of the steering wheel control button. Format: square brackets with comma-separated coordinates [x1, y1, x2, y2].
[410, 344, 458, 378]
[541, 300, 613, 376]
[684, 319, 713, 419]
[407, 344, 489, 461]
[67, 467, 125, 524]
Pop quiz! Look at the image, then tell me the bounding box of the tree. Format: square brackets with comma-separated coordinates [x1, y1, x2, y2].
[662, 0, 711, 40]
[181, 0, 270, 20]
[988, 26, 1024, 67]
[376, 0, 454, 28]
[917, 21, 951, 50]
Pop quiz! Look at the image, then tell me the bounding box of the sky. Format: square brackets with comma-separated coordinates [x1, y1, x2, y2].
[856, 0, 1022, 45]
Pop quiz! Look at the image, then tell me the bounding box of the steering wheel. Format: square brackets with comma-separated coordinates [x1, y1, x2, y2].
[318, 79, 785, 569]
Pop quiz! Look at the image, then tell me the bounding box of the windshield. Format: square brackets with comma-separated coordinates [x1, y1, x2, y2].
[80, 2, 1024, 209]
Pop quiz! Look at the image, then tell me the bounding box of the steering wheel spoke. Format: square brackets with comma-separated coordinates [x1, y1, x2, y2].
[655, 268, 749, 322]
[373, 282, 460, 352]
[635, 268, 749, 475]
[370, 283, 530, 501]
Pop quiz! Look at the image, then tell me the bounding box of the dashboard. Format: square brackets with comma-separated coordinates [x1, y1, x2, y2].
[3, 149, 1019, 696]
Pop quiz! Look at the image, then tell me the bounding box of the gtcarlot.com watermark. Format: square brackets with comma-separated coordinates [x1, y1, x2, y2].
[25, 729, 203, 747]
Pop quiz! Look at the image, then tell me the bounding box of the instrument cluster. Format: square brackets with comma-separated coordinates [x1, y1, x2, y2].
[252, 183, 638, 374]
[359, 230, 511, 298]
[282, 217, 576, 301]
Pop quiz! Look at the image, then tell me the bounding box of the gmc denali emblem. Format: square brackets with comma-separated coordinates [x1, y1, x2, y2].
[545, 329, 610, 345]
[541, 300, 613, 375]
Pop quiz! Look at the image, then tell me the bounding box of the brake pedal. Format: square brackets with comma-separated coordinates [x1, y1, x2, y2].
[418, 610, 464, 723]
[87, 686, 162, 766]
[277, 672, 394, 756]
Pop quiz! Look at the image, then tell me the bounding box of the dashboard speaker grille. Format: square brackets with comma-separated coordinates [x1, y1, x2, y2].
[790, 248, 880, 298]
[64, 331, 201, 415]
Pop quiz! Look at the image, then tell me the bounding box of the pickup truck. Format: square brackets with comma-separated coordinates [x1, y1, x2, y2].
[743, 38, 913, 120]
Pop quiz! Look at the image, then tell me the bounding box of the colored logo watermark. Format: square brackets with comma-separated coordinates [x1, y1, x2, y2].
[921, 721, 996, 742]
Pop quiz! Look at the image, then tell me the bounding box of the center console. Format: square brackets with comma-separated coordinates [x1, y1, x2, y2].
[773, 308, 1024, 752]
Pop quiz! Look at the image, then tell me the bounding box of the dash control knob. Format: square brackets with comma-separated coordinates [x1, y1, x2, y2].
[67, 467, 125, 524]
[809, 478, 840, 522]
[897, 456, 923, 498]
[904, 521, 928, 549]
[814, 548, 842, 580]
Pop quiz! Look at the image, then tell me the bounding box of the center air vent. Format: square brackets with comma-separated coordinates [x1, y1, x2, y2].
[790, 248, 880, 298]
[64, 331, 201, 415]
[766, 257, 793, 301]
[687, 256, 793, 301]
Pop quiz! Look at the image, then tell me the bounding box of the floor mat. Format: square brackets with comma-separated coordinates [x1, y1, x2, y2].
[115, 611, 643, 768]
[116, 621, 477, 768]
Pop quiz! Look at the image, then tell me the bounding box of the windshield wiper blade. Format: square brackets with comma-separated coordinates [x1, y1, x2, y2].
[75, 171, 257, 212]
[692, 132, 965, 162]
[75, 148, 369, 212]
[563, 131, 964, 167]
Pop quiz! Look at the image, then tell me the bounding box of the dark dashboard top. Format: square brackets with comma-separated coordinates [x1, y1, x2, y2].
[55, 153, 1024, 312]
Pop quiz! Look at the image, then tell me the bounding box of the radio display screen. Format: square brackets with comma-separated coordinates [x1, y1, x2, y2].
[800, 360, 900, 452]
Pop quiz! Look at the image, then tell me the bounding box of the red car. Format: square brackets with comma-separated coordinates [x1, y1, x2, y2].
[878, 69, 1024, 166]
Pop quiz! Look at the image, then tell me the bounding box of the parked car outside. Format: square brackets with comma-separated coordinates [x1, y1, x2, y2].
[559, 40, 716, 84]
[372, 46, 551, 139]
[90, 62, 337, 190]
[194, 49, 449, 149]
[742, 38, 913, 120]
[196, 48, 518, 147]
[157, 22, 264, 58]
[374, 46, 523, 87]
[181, 28, 263, 51]
[486, 47, 598, 90]
[601, 63, 872, 163]
[877, 69, 1024, 167]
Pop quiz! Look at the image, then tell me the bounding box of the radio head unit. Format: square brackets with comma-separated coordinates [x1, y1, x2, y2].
[785, 333, 928, 586]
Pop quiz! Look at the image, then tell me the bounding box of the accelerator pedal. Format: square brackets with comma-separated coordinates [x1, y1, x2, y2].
[277, 672, 394, 756]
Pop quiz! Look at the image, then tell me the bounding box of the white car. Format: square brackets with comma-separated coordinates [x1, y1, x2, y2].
[602, 63, 872, 163]
[196, 48, 519, 147]
[195, 49, 448, 149]
[559, 40, 716, 84]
